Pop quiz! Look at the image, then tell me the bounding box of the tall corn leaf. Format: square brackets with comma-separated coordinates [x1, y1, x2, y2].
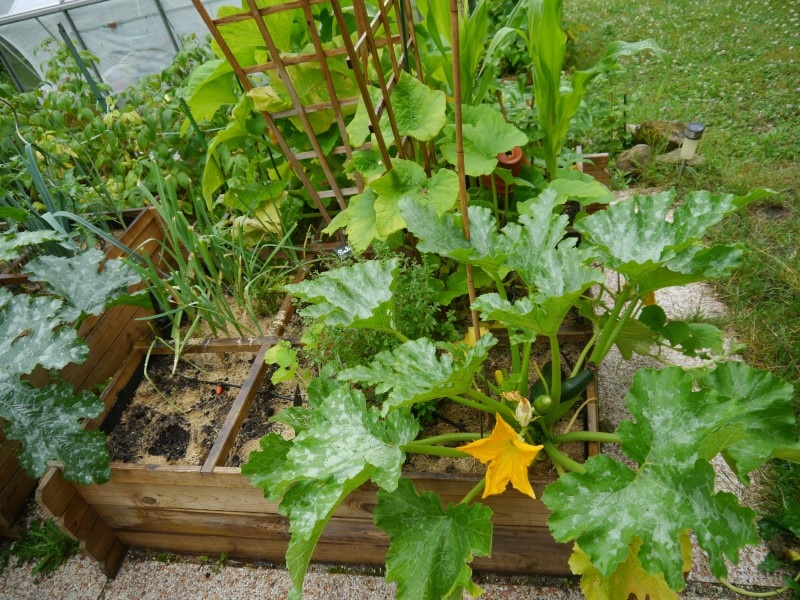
[523, 0, 663, 176]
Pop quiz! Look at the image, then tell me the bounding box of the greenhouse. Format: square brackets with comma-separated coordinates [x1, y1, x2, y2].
[0, 0, 225, 90]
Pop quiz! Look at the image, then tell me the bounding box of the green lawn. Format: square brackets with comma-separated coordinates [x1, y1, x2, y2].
[566, 0, 800, 566]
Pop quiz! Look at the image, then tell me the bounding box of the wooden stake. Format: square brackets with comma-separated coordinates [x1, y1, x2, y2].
[450, 0, 481, 340]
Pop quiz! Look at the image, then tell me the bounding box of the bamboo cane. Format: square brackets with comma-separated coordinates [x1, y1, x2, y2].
[449, 0, 481, 341]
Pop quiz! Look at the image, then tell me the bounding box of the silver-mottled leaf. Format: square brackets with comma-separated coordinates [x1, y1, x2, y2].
[0, 288, 86, 376]
[25, 248, 142, 316]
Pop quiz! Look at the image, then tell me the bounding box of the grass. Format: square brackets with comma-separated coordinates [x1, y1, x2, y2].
[566, 0, 800, 564]
[0, 519, 78, 576]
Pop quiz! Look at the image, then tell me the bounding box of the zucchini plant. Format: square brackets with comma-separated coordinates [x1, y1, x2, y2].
[239, 62, 800, 599]
[246, 185, 800, 599]
[0, 232, 148, 485]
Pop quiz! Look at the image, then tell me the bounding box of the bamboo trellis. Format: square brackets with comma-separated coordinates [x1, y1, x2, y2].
[191, 0, 426, 225]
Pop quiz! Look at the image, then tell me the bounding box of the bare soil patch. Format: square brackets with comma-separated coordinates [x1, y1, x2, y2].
[104, 351, 256, 465]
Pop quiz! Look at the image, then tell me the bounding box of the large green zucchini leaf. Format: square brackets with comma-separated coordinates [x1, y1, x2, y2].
[339, 335, 497, 416]
[575, 189, 766, 293]
[543, 364, 799, 591]
[374, 478, 493, 600]
[0, 376, 109, 485]
[0, 288, 86, 376]
[243, 378, 418, 599]
[25, 249, 143, 318]
[285, 258, 398, 331]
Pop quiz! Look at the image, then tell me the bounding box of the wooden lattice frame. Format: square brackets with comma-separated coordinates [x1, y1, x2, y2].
[191, 0, 425, 224]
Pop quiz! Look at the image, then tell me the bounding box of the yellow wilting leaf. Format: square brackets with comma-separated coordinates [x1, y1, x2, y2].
[457, 414, 543, 498]
[643, 291, 657, 306]
[462, 324, 490, 346]
[569, 532, 692, 600]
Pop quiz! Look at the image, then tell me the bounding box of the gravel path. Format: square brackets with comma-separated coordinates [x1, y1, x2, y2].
[0, 546, 790, 599]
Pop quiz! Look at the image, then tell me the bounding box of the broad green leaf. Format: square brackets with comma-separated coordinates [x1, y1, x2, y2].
[25, 249, 141, 317]
[473, 292, 578, 340]
[249, 45, 358, 135]
[212, 1, 294, 67]
[338, 335, 497, 416]
[223, 180, 287, 212]
[435, 265, 495, 306]
[0, 207, 29, 223]
[400, 201, 512, 281]
[697, 362, 800, 483]
[547, 175, 614, 207]
[569, 537, 691, 600]
[284, 258, 398, 331]
[440, 104, 528, 176]
[243, 378, 419, 598]
[576, 190, 750, 293]
[502, 191, 600, 294]
[321, 188, 380, 253]
[613, 316, 658, 359]
[0, 377, 109, 485]
[344, 149, 387, 178]
[637, 244, 747, 293]
[374, 478, 493, 600]
[180, 58, 237, 125]
[471, 194, 601, 338]
[370, 160, 458, 238]
[249, 49, 359, 134]
[0, 230, 66, 262]
[543, 366, 785, 590]
[202, 99, 259, 206]
[628, 303, 726, 359]
[264, 340, 298, 384]
[0, 288, 86, 376]
[247, 85, 292, 114]
[638, 304, 667, 330]
[283, 473, 371, 600]
[346, 86, 384, 147]
[391, 71, 446, 141]
[399, 199, 471, 257]
[660, 321, 725, 358]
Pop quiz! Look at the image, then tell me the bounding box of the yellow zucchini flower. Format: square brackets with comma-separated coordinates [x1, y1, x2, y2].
[458, 414, 543, 499]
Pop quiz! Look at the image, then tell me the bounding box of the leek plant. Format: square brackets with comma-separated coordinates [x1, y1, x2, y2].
[131, 168, 307, 369]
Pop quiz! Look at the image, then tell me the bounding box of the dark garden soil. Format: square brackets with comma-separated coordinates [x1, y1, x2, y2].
[103, 352, 258, 466]
[102, 305, 308, 467]
[102, 305, 592, 473]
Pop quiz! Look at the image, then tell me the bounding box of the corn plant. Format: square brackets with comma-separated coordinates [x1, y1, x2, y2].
[488, 0, 664, 178]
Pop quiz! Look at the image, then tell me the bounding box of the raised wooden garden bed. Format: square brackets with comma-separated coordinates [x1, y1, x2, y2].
[0, 207, 164, 538]
[580, 152, 611, 187]
[36, 302, 599, 578]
